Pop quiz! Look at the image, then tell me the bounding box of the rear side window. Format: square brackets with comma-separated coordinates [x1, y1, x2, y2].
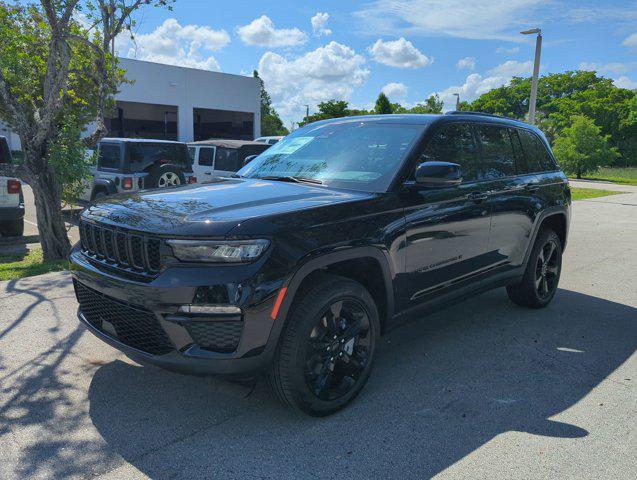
[0, 137, 11, 164]
[128, 143, 190, 171]
[475, 125, 517, 179]
[421, 123, 478, 182]
[199, 147, 214, 167]
[215, 147, 241, 172]
[98, 144, 121, 170]
[518, 129, 555, 172]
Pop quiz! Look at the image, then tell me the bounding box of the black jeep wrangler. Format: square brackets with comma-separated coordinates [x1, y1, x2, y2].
[70, 113, 571, 416]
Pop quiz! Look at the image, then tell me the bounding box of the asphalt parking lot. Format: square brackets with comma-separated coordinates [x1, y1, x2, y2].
[0, 182, 635, 479]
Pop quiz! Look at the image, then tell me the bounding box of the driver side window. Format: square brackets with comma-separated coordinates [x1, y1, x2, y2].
[421, 123, 478, 182]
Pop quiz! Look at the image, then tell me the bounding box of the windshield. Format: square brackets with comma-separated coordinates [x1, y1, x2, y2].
[237, 120, 426, 192]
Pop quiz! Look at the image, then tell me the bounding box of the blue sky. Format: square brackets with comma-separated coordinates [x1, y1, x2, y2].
[116, 0, 637, 126]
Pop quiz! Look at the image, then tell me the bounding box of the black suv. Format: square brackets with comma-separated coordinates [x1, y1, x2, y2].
[70, 113, 571, 416]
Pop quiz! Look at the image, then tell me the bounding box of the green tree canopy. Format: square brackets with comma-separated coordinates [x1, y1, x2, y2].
[552, 115, 619, 178]
[470, 71, 637, 165]
[375, 92, 393, 114]
[253, 70, 288, 136]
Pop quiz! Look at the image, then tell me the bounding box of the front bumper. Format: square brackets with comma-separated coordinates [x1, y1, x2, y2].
[70, 245, 285, 376]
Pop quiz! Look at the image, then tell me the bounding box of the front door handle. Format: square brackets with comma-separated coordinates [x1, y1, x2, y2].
[467, 191, 488, 202]
[204, 172, 212, 175]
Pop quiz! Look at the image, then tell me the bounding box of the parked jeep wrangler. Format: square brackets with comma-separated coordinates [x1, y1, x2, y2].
[83, 138, 195, 201]
[0, 136, 24, 237]
[71, 113, 571, 416]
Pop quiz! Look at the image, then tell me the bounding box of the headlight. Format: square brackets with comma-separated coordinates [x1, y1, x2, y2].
[167, 239, 270, 263]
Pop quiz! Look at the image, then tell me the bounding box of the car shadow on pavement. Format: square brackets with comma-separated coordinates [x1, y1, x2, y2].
[82, 288, 636, 479]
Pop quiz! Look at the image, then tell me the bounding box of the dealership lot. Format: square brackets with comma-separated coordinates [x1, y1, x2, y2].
[0, 185, 635, 479]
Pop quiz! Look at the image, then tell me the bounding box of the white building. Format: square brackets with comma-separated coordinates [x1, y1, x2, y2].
[1, 58, 261, 150]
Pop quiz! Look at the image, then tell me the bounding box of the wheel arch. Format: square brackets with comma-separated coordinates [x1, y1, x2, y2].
[90, 179, 117, 200]
[274, 248, 395, 335]
[523, 208, 569, 269]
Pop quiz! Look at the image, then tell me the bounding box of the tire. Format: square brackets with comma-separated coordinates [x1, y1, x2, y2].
[92, 189, 108, 200]
[507, 228, 562, 309]
[1, 218, 24, 237]
[146, 164, 185, 189]
[267, 274, 380, 416]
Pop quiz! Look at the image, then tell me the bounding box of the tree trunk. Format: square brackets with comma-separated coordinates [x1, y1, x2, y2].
[29, 161, 71, 261]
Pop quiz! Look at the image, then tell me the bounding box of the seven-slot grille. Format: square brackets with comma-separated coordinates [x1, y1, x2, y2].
[80, 220, 162, 277]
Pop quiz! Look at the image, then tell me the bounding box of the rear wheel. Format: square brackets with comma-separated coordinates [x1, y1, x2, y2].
[507, 228, 562, 308]
[0, 218, 24, 237]
[268, 274, 380, 416]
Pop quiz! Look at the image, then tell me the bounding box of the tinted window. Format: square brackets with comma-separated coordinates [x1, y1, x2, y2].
[238, 122, 426, 192]
[0, 137, 11, 164]
[199, 147, 214, 167]
[98, 144, 121, 170]
[475, 125, 517, 179]
[215, 148, 241, 172]
[421, 123, 478, 182]
[519, 130, 555, 172]
[128, 143, 189, 171]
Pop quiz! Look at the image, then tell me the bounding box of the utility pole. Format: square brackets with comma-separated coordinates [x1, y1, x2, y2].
[453, 93, 460, 111]
[304, 104, 310, 120]
[521, 28, 542, 124]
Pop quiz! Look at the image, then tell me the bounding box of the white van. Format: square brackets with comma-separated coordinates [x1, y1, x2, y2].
[188, 139, 270, 180]
[0, 136, 24, 237]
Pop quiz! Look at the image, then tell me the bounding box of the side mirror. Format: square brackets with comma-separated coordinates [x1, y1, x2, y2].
[415, 161, 462, 187]
[243, 155, 258, 167]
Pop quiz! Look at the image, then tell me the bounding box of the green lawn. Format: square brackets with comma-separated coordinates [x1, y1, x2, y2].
[0, 249, 68, 281]
[571, 187, 624, 201]
[581, 167, 637, 186]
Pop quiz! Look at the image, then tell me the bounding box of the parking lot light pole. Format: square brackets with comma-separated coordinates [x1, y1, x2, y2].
[521, 28, 542, 124]
[453, 93, 460, 110]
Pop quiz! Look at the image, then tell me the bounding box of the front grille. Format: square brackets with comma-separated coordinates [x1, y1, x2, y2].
[74, 281, 173, 355]
[80, 220, 162, 279]
[183, 320, 243, 353]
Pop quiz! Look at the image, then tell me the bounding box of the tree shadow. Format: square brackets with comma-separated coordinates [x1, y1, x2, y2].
[4, 286, 636, 479]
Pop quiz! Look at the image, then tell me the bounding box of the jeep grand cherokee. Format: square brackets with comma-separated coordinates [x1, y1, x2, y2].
[70, 113, 571, 416]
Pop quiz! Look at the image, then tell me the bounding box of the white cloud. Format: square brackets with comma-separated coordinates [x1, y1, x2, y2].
[311, 12, 332, 36]
[258, 41, 369, 124]
[622, 33, 637, 48]
[355, 0, 548, 41]
[434, 73, 513, 111]
[487, 60, 534, 77]
[456, 56, 476, 70]
[614, 76, 637, 90]
[381, 82, 408, 99]
[579, 61, 637, 75]
[368, 38, 432, 68]
[496, 46, 520, 54]
[237, 15, 307, 48]
[124, 18, 230, 71]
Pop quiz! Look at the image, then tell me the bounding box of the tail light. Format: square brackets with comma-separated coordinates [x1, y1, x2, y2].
[188, 176, 197, 184]
[7, 179, 21, 195]
[122, 177, 133, 190]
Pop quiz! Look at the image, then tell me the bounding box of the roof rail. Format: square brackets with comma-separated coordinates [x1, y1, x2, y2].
[445, 110, 518, 121]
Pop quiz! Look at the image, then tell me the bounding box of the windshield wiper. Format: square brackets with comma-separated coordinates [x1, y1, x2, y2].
[259, 175, 323, 185]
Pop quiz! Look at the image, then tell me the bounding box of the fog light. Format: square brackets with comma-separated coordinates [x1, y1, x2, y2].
[178, 305, 242, 315]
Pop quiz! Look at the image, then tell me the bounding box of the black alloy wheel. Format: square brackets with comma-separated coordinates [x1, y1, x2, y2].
[535, 237, 560, 299]
[268, 274, 380, 416]
[305, 299, 372, 401]
[507, 228, 562, 309]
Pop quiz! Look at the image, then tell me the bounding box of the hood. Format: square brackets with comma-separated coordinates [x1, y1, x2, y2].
[83, 177, 373, 236]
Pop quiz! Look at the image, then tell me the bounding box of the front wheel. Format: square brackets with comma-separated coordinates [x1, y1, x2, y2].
[267, 274, 380, 416]
[507, 228, 562, 308]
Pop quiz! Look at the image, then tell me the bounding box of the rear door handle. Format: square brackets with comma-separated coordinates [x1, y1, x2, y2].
[467, 191, 488, 202]
[525, 183, 540, 193]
